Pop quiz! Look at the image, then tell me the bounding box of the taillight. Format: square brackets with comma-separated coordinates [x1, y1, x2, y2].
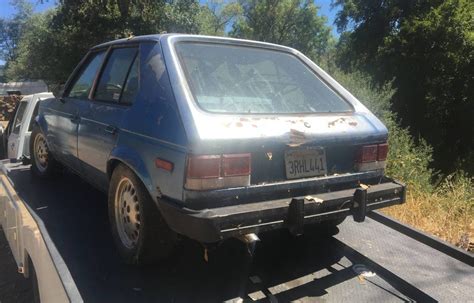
[223, 154, 251, 176]
[185, 153, 251, 190]
[356, 145, 378, 163]
[377, 143, 389, 161]
[356, 142, 388, 171]
[187, 155, 221, 178]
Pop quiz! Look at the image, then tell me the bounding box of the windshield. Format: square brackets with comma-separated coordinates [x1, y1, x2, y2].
[175, 42, 352, 114]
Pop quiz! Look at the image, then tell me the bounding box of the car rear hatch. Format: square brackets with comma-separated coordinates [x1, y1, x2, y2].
[183, 112, 388, 204]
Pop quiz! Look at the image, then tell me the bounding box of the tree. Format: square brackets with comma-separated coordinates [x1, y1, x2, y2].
[5, 0, 208, 84]
[334, 0, 474, 174]
[0, 0, 33, 66]
[198, 0, 243, 36]
[230, 0, 332, 60]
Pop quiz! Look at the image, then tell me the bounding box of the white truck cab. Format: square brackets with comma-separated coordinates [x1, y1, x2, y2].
[4, 93, 53, 160]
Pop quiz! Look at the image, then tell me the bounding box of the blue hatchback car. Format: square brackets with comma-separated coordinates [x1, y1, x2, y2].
[31, 34, 405, 264]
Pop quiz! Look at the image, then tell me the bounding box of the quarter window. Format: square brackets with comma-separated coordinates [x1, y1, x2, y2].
[94, 47, 138, 103]
[67, 51, 105, 99]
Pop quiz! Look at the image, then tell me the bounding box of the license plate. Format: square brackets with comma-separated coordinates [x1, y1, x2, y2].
[285, 148, 327, 179]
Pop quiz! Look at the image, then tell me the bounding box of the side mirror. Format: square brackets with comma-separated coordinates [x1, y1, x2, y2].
[51, 83, 65, 99]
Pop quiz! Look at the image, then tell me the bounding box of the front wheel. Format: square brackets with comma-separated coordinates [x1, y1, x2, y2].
[30, 125, 58, 178]
[108, 164, 177, 264]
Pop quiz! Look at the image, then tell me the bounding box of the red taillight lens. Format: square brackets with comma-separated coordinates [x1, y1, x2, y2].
[187, 155, 221, 178]
[377, 143, 389, 161]
[357, 145, 378, 163]
[186, 153, 251, 190]
[223, 154, 251, 176]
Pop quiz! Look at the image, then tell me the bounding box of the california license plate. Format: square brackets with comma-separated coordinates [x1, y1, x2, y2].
[285, 148, 327, 179]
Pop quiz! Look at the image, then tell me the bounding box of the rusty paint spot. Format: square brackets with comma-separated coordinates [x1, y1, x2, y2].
[251, 124, 258, 128]
[349, 121, 358, 126]
[328, 117, 346, 127]
[240, 117, 250, 122]
[236, 122, 243, 127]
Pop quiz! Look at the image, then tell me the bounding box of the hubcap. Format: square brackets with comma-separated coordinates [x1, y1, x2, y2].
[114, 178, 141, 249]
[34, 133, 49, 173]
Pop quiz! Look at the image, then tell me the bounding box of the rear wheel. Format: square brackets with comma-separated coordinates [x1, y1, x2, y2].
[30, 125, 58, 178]
[108, 164, 177, 264]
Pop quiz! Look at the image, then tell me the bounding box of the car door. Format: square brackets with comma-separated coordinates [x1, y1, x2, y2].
[48, 50, 106, 173]
[78, 46, 139, 191]
[7, 99, 29, 159]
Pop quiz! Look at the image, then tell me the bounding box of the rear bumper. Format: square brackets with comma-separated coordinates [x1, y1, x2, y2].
[159, 179, 406, 243]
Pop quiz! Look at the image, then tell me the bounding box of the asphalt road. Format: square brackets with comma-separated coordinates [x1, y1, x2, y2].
[1, 163, 473, 302]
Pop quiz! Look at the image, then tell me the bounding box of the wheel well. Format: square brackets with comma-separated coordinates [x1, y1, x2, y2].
[107, 159, 121, 179]
[107, 158, 157, 202]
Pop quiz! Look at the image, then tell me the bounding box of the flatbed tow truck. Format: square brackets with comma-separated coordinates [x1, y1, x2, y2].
[1, 160, 473, 302]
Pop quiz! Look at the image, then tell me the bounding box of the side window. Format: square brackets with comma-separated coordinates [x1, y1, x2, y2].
[94, 48, 138, 103]
[67, 51, 105, 99]
[12, 102, 28, 135]
[120, 56, 139, 104]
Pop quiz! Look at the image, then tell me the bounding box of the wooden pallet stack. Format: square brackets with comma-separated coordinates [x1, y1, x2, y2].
[0, 95, 21, 121]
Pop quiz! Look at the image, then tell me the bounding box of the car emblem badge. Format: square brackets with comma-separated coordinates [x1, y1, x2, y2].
[266, 152, 273, 160]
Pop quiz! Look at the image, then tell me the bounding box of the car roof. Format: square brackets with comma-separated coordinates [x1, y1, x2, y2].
[89, 34, 296, 54]
[91, 34, 163, 50]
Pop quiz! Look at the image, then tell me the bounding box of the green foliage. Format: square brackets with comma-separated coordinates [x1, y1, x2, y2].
[334, 0, 474, 175]
[198, 1, 243, 36]
[0, 0, 33, 64]
[0, 65, 5, 82]
[230, 0, 332, 60]
[2, 0, 335, 84]
[3, 0, 213, 84]
[331, 69, 434, 191]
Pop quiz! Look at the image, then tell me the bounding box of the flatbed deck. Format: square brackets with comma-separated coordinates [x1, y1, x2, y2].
[1, 161, 473, 302]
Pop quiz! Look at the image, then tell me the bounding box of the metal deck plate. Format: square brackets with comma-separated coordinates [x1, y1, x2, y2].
[2, 162, 473, 302]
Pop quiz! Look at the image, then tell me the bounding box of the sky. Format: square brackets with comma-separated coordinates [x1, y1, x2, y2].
[0, 0, 340, 65]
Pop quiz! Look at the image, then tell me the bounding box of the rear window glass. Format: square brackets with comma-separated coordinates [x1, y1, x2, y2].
[175, 42, 352, 114]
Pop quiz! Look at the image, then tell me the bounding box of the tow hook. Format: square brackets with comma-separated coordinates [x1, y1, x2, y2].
[238, 233, 260, 256]
[238, 233, 260, 244]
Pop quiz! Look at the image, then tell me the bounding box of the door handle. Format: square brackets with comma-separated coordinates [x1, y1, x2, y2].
[105, 125, 118, 135]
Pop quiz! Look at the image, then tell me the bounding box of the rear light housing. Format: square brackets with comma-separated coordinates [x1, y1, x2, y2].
[185, 153, 251, 190]
[356, 142, 388, 171]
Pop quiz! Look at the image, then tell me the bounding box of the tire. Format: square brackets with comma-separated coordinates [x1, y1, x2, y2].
[108, 164, 177, 264]
[30, 125, 58, 178]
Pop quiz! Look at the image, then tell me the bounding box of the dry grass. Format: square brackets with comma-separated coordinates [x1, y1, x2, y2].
[382, 173, 474, 251]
